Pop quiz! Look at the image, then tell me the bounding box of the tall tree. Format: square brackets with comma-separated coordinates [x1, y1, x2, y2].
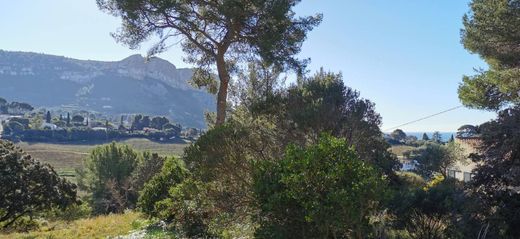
[45, 111, 51, 124]
[431, 131, 442, 143]
[66, 112, 71, 126]
[470, 107, 520, 237]
[281, 70, 399, 175]
[422, 133, 430, 141]
[97, 0, 322, 125]
[459, 0, 520, 110]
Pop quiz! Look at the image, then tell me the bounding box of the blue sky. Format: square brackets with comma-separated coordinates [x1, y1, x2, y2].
[0, 0, 496, 132]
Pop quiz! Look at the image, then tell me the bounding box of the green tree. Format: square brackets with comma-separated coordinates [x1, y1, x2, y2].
[137, 156, 188, 217]
[412, 142, 463, 179]
[150, 116, 169, 130]
[45, 111, 51, 124]
[422, 133, 430, 141]
[131, 152, 166, 193]
[281, 70, 399, 175]
[7, 102, 33, 115]
[456, 124, 478, 138]
[77, 142, 139, 214]
[253, 135, 385, 239]
[459, 0, 520, 110]
[66, 112, 71, 126]
[71, 115, 84, 124]
[97, 0, 322, 125]
[391, 129, 407, 142]
[470, 107, 520, 237]
[0, 97, 7, 114]
[0, 140, 77, 228]
[431, 131, 442, 143]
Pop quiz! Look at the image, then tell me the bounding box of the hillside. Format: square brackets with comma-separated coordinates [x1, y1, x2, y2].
[0, 50, 214, 128]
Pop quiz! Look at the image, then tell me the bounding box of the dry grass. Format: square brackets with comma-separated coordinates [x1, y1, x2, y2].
[0, 212, 145, 239]
[390, 145, 417, 157]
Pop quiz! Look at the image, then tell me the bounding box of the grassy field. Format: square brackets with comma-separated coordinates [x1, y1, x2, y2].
[0, 212, 146, 239]
[16, 138, 188, 182]
[389, 145, 416, 157]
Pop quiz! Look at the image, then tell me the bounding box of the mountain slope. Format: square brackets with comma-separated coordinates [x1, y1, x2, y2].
[0, 50, 214, 128]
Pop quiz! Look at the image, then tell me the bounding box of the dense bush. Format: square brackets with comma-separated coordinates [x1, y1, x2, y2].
[137, 156, 219, 237]
[0, 140, 77, 229]
[253, 135, 385, 238]
[77, 143, 139, 214]
[137, 156, 188, 217]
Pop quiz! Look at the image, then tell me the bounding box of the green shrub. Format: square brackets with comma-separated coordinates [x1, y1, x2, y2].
[253, 135, 385, 238]
[137, 156, 188, 217]
[0, 140, 77, 230]
[77, 142, 139, 214]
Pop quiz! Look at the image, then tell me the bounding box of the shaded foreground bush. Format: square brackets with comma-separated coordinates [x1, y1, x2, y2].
[0, 140, 77, 230]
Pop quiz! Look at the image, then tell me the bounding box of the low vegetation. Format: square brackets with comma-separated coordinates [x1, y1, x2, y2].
[0, 211, 144, 239]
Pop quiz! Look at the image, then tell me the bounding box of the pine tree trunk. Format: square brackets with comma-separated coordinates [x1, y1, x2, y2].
[215, 53, 229, 126]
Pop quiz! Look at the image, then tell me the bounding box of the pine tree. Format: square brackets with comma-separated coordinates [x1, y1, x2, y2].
[45, 111, 51, 124]
[66, 113, 71, 126]
[422, 133, 430, 141]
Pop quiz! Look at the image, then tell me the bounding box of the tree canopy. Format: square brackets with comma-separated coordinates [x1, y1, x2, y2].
[97, 0, 322, 125]
[470, 106, 520, 237]
[459, 0, 520, 110]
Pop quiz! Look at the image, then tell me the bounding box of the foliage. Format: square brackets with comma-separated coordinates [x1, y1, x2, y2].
[412, 142, 463, 179]
[138, 156, 188, 217]
[77, 142, 139, 214]
[150, 116, 170, 130]
[431, 131, 442, 143]
[391, 129, 407, 142]
[459, 0, 520, 109]
[422, 133, 430, 141]
[153, 178, 219, 238]
[0, 140, 77, 229]
[6, 102, 33, 115]
[253, 135, 385, 238]
[456, 124, 479, 138]
[97, 0, 322, 125]
[280, 70, 399, 176]
[131, 152, 166, 193]
[182, 119, 279, 234]
[470, 106, 520, 237]
[71, 115, 84, 123]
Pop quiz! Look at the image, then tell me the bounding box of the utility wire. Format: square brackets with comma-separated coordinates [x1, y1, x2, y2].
[384, 105, 464, 132]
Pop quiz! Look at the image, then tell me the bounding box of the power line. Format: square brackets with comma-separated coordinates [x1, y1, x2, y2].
[384, 105, 464, 132]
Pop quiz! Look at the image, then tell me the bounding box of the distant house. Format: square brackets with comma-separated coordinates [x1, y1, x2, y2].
[41, 122, 59, 130]
[400, 159, 417, 171]
[446, 136, 482, 182]
[92, 127, 108, 131]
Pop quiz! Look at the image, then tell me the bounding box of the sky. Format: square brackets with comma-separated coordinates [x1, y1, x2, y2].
[0, 0, 497, 132]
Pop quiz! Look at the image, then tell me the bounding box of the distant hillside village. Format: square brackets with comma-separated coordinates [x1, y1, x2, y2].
[0, 97, 203, 142]
[385, 125, 481, 183]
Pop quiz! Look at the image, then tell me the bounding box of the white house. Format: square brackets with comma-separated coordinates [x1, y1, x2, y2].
[41, 122, 59, 130]
[446, 136, 481, 182]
